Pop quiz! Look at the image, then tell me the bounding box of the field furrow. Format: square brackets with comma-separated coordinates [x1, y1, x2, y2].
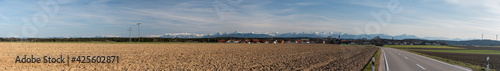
[0, 43, 376, 71]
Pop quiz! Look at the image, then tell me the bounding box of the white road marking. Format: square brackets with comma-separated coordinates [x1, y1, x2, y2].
[383, 48, 390, 71]
[396, 48, 472, 71]
[417, 64, 426, 70]
[404, 56, 408, 59]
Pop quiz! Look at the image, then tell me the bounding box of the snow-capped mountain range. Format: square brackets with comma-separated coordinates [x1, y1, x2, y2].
[154, 31, 470, 41]
[4, 31, 470, 41]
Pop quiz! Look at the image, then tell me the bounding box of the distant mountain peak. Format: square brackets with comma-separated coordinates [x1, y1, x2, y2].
[144, 31, 469, 41]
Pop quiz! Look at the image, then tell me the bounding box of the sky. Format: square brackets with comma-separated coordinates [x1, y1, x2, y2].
[0, 0, 499, 39]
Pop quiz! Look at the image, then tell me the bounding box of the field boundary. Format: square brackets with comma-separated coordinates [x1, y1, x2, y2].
[383, 48, 389, 71]
[361, 47, 381, 71]
[0, 43, 373, 70]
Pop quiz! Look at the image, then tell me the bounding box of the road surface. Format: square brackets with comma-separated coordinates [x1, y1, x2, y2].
[382, 47, 472, 71]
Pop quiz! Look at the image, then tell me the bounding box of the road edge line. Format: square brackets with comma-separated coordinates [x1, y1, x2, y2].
[399, 48, 472, 71]
[416, 64, 426, 70]
[383, 47, 390, 71]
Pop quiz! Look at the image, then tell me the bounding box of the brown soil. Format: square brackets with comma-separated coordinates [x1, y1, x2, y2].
[0, 43, 376, 71]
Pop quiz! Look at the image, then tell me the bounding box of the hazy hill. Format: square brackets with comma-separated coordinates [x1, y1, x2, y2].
[446, 40, 500, 46]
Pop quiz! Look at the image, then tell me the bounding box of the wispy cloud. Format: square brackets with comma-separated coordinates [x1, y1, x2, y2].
[287, 2, 321, 6]
[0, 0, 498, 39]
[443, 0, 500, 20]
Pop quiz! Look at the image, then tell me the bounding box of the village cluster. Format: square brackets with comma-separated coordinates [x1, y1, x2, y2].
[216, 37, 447, 45]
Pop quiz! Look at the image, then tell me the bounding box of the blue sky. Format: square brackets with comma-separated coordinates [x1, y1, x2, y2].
[0, 0, 499, 39]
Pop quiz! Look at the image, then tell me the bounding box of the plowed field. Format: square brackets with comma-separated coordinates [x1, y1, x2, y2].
[0, 43, 376, 70]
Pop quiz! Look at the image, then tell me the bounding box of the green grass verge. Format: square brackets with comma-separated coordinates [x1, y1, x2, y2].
[416, 49, 500, 55]
[384, 45, 465, 49]
[362, 47, 381, 71]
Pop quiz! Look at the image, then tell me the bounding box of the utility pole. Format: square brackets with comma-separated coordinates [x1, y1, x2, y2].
[496, 34, 498, 40]
[487, 56, 490, 71]
[482, 34, 484, 40]
[372, 57, 375, 71]
[128, 27, 132, 42]
[137, 23, 141, 42]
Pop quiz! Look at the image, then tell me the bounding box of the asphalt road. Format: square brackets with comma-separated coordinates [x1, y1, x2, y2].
[382, 47, 472, 71]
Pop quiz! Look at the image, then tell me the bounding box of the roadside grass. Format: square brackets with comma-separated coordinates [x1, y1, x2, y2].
[362, 47, 381, 71]
[415, 49, 500, 55]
